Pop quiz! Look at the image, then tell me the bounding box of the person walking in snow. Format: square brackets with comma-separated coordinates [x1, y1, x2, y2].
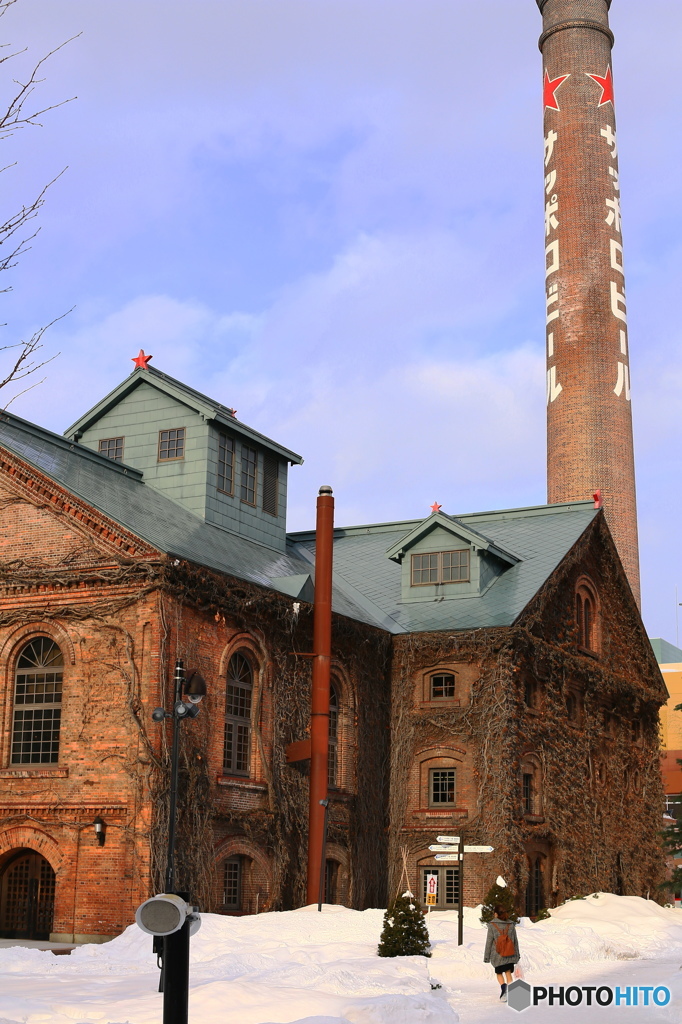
[483, 904, 520, 1002]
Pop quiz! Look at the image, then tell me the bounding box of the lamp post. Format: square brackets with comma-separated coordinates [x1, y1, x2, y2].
[148, 659, 207, 1024]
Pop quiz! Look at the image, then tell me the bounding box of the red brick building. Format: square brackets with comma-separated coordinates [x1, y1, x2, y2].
[0, 0, 667, 943]
[0, 363, 666, 940]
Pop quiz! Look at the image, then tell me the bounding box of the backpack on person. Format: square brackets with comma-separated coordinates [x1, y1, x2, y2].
[493, 923, 515, 958]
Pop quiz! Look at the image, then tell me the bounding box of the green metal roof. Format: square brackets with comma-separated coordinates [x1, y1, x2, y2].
[384, 509, 521, 566]
[288, 500, 598, 633]
[64, 366, 303, 465]
[0, 412, 334, 606]
[649, 638, 682, 665]
[0, 411, 598, 635]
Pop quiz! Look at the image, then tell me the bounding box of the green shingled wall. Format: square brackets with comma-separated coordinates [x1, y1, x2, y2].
[77, 382, 289, 552]
[399, 524, 482, 604]
[205, 427, 288, 551]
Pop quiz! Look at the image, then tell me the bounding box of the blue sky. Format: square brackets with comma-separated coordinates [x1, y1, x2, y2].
[1, 1, 681, 642]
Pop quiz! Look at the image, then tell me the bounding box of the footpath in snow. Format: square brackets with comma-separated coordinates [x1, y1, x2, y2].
[0, 893, 681, 1023]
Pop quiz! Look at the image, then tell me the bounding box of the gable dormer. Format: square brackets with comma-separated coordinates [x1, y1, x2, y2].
[386, 511, 520, 604]
[64, 365, 302, 553]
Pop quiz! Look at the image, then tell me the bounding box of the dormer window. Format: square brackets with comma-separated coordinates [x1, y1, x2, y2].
[159, 427, 185, 461]
[410, 549, 470, 586]
[240, 445, 257, 505]
[262, 454, 279, 516]
[387, 513, 518, 605]
[218, 433, 235, 494]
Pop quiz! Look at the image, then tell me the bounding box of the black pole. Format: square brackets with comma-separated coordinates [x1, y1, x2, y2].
[162, 892, 190, 1024]
[155, 935, 165, 993]
[317, 799, 329, 911]
[162, 661, 187, 1016]
[458, 840, 464, 946]
[165, 660, 184, 892]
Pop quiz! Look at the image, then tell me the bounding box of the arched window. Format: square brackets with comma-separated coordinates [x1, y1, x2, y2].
[11, 638, 63, 764]
[418, 750, 463, 811]
[223, 652, 253, 776]
[324, 859, 340, 904]
[222, 855, 245, 911]
[218, 850, 270, 915]
[520, 755, 542, 817]
[525, 855, 545, 918]
[576, 579, 599, 652]
[328, 684, 338, 788]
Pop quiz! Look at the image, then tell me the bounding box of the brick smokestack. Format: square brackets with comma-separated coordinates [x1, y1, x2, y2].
[536, 0, 640, 606]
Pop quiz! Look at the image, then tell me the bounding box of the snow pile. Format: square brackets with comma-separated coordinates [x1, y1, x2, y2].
[532, 893, 682, 960]
[0, 905, 456, 1024]
[0, 895, 681, 1024]
[426, 894, 682, 987]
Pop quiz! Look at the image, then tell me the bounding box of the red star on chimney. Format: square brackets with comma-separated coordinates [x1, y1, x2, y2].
[132, 349, 152, 369]
[543, 69, 570, 110]
[586, 67, 614, 107]
[430, 502, 442, 513]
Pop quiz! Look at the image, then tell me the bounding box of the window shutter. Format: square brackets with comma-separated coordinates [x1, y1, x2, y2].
[262, 455, 279, 516]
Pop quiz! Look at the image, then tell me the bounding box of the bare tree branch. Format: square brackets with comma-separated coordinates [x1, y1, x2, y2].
[0, 3, 79, 398]
[0, 31, 79, 141]
[0, 308, 71, 400]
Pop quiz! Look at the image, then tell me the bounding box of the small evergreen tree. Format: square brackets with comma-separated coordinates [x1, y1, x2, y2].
[377, 891, 431, 957]
[480, 877, 520, 924]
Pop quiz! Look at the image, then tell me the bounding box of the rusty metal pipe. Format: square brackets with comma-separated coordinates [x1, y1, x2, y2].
[306, 485, 334, 906]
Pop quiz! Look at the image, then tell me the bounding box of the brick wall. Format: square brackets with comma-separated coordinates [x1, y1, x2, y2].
[539, 0, 640, 603]
[390, 516, 666, 912]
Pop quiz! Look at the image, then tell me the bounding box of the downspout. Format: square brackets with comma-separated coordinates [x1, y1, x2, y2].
[306, 485, 334, 905]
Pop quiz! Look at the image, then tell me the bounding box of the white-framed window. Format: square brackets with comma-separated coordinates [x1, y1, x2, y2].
[223, 652, 253, 776]
[11, 638, 64, 765]
[411, 550, 470, 586]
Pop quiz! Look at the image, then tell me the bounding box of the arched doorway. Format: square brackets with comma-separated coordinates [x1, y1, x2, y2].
[0, 850, 56, 939]
[525, 854, 545, 919]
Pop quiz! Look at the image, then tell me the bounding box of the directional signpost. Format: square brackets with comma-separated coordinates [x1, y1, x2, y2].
[427, 836, 494, 945]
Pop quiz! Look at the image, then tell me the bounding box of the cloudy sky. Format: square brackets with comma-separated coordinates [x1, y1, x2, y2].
[0, 0, 680, 642]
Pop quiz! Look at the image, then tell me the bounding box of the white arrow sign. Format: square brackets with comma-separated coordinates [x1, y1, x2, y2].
[428, 845, 461, 852]
[436, 836, 460, 844]
[435, 846, 494, 860]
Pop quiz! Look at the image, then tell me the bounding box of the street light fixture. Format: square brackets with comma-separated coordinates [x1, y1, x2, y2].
[138, 659, 206, 1024]
[93, 816, 106, 847]
[184, 670, 206, 704]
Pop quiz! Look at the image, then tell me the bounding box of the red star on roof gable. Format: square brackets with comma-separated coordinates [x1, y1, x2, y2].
[430, 502, 442, 513]
[132, 349, 152, 369]
[586, 66, 614, 107]
[543, 70, 570, 110]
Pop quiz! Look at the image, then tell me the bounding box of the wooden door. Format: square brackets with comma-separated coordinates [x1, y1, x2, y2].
[0, 851, 55, 940]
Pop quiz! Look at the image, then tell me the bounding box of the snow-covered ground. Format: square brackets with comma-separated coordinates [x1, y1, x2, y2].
[1, 894, 682, 1024]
